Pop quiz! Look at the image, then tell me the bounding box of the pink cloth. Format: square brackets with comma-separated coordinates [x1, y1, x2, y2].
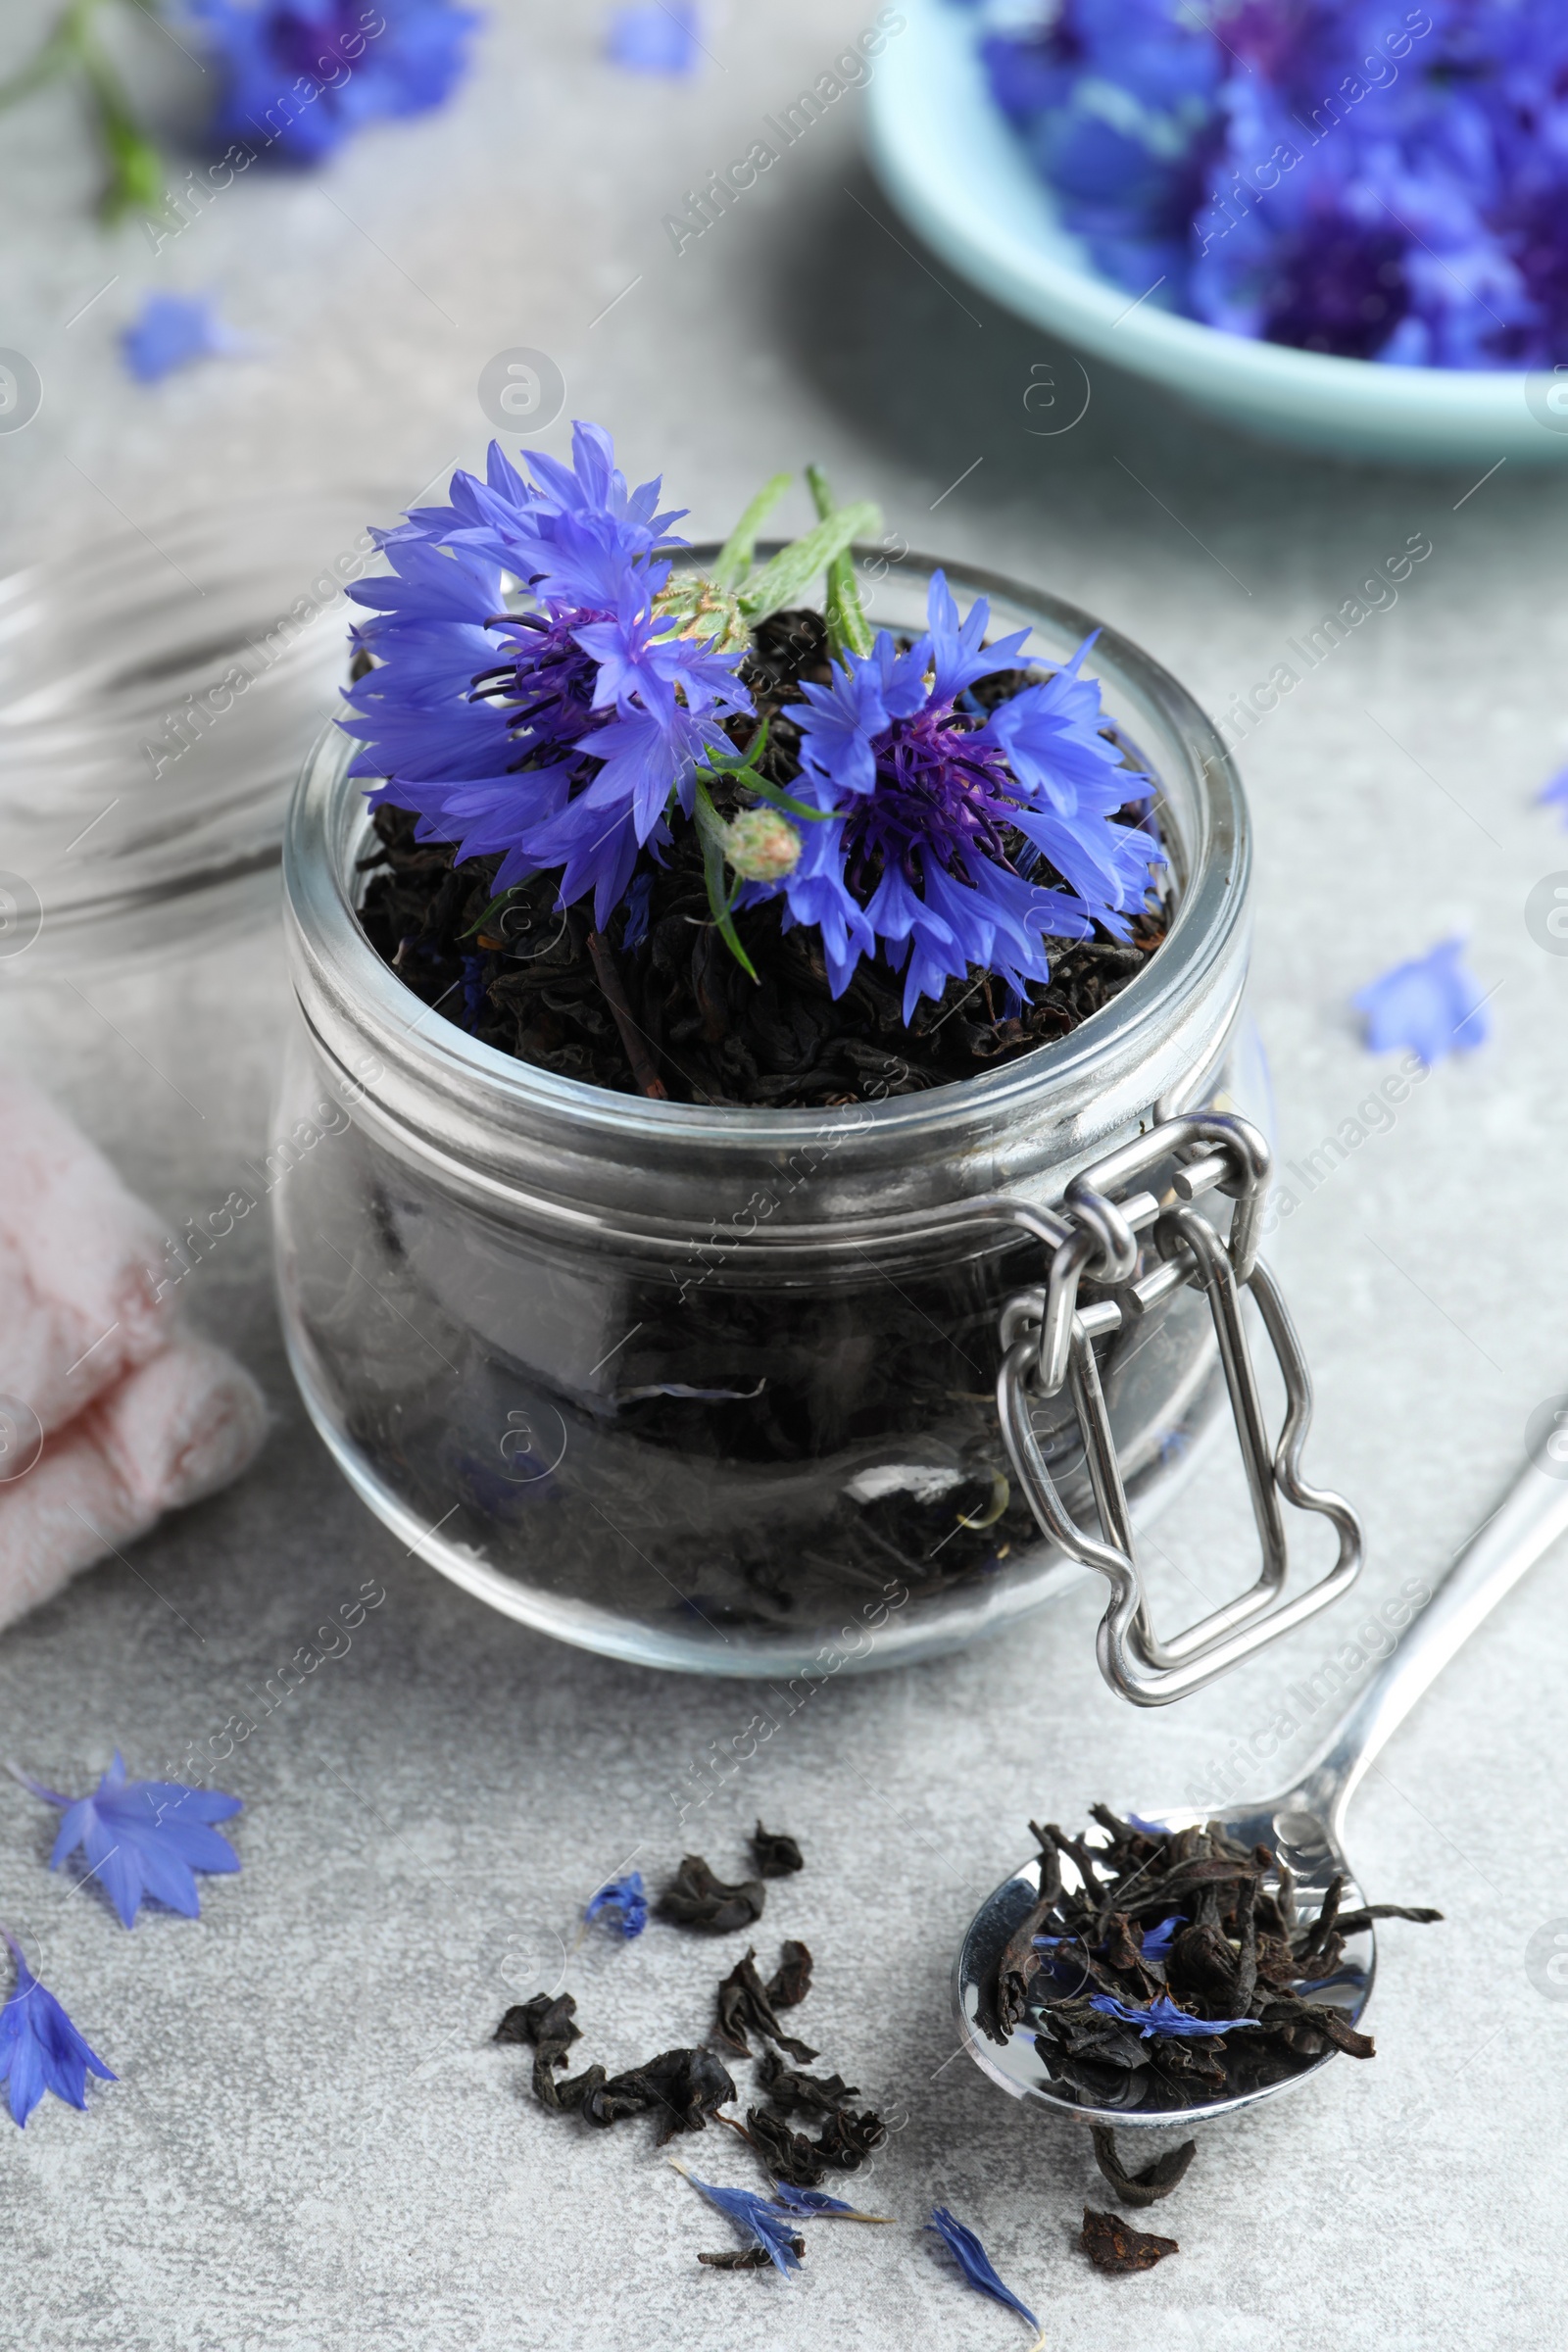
[0, 1070, 268, 1634]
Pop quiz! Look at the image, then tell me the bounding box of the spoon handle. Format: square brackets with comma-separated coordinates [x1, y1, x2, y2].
[1291, 1456, 1568, 1837]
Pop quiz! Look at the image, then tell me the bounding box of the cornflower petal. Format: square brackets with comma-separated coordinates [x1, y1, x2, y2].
[1088, 1991, 1259, 2038]
[0, 1935, 116, 2129]
[1352, 937, 1491, 1067]
[670, 2161, 804, 2275]
[925, 2207, 1042, 2341]
[13, 1752, 241, 1930]
[584, 1871, 649, 1939]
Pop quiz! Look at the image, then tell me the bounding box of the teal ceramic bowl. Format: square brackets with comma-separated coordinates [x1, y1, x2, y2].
[865, 0, 1568, 466]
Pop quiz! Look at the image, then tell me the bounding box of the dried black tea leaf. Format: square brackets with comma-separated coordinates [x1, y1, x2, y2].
[813, 2106, 887, 2171]
[714, 1948, 816, 2064]
[1003, 1802, 1438, 2108]
[752, 1821, 804, 1878]
[1090, 2125, 1198, 2207]
[742, 2105, 828, 2188]
[698, 2241, 805, 2271]
[1080, 2206, 1178, 2273]
[765, 1939, 812, 2010]
[579, 2046, 737, 2143]
[756, 2050, 859, 2118]
[659, 1854, 767, 1934]
[493, 1991, 582, 2111]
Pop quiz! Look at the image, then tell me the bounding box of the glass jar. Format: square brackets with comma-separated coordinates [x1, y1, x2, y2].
[273, 553, 1264, 1676]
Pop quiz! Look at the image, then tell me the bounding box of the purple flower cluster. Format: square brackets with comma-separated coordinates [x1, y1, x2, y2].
[342, 423, 754, 925]
[967, 0, 1568, 366]
[744, 572, 1160, 1020]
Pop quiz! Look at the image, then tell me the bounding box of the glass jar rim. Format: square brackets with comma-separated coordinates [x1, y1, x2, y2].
[284, 547, 1251, 1246]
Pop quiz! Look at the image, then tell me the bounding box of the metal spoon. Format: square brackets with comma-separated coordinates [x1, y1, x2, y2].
[955, 1452, 1568, 2128]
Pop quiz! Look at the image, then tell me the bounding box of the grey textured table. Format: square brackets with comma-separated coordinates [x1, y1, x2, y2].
[3, 4, 1568, 2346]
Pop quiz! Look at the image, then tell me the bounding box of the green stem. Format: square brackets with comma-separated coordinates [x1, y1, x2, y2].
[807, 464, 875, 661]
[79, 19, 164, 221]
[0, 0, 102, 113]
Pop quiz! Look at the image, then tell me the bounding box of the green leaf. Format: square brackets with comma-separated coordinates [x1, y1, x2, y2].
[737, 501, 881, 622]
[741, 771, 833, 825]
[711, 471, 793, 592]
[806, 466, 875, 661]
[693, 780, 759, 980]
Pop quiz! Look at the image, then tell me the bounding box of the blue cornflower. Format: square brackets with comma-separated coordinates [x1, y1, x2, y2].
[767, 2181, 893, 2223]
[606, 3, 702, 76]
[120, 293, 246, 383]
[0, 1933, 116, 2129]
[583, 1871, 648, 1939]
[1352, 937, 1491, 1068]
[12, 1752, 241, 1930]
[342, 422, 753, 926]
[925, 2207, 1042, 2343]
[744, 570, 1160, 1019]
[193, 0, 480, 165]
[1138, 1913, 1185, 1959]
[669, 2159, 804, 2275]
[1088, 1990, 1258, 2039]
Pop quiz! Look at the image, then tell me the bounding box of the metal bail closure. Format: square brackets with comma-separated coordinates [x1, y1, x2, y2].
[994, 1113, 1364, 1706]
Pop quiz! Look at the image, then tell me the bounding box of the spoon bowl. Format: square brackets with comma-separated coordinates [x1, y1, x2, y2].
[955, 1455, 1568, 2127]
[955, 1799, 1370, 2130]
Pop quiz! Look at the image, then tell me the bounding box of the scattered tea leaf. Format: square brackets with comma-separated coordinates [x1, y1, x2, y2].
[753, 1821, 805, 1878]
[1090, 2124, 1198, 2207]
[765, 1939, 812, 2010]
[715, 1947, 816, 2063]
[1080, 2204, 1178, 2273]
[756, 2050, 858, 2118]
[659, 1854, 767, 1934]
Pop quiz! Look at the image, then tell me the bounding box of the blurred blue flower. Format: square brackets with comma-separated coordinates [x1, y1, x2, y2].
[742, 570, 1160, 1019]
[14, 1751, 241, 1929]
[1352, 937, 1491, 1067]
[341, 422, 752, 926]
[1089, 1989, 1258, 2038]
[970, 0, 1568, 366]
[925, 2206, 1041, 2341]
[120, 292, 245, 382]
[670, 2160, 803, 2274]
[0, 1934, 116, 2129]
[584, 1870, 648, 1939]
[1538, 765, 1568, 826]
[606, 3, 702, 76]
[193, 0, 480, 165]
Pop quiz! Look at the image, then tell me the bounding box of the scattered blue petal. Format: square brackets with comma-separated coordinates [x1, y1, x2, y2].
[1539, 766, 1568, 826]
[925, 2207, 1041, 2340]
[670, 2160, 803, 2274]
[769, 2181, 892, 2222]
[192, 0, 480, 164]
[583, 1870, 648, 1939]
[1089, 1990, 1258, 2039]
[607, 2, 701, 75]
[1352, 937, 1491, 1068]
[120, 293, 246, 383]
[13, 1751, 241, 1930]
[1138, 1913, 1185, 1959]
[1125, 1811, 1168, 1834]
[0, 1933, 116, 2128]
